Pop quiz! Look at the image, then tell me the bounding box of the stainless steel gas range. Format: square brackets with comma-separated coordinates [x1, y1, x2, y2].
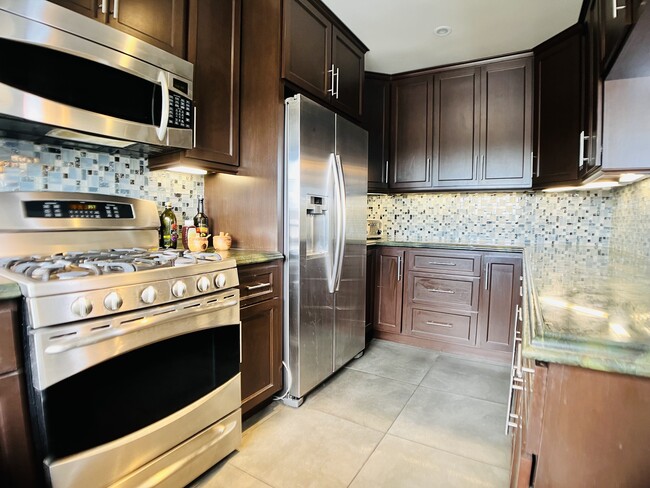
[0, 192, 242, 488]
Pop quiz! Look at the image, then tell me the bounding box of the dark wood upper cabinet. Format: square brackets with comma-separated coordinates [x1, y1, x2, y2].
[390, 75, 433, 190]
[432, 67, 480, 188]
[533, 26, 583, 188]
[480, 58, 533, 187]
[364, 73, 390, 192]
[106, 0, 188, 58]
[583, 0, 604, 178]
[48, 0, 98, 18]
[50, 0, 188, 58]
[600, 0, 634, 70]
[149, 0, 241, 172]
[331, 26, 365, 119]
[282, 0, 367, 120]
[282, 0, 331, 101]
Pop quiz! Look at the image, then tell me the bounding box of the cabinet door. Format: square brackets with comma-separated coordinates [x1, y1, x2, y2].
[601, 0, 633, 68]
[48, 0, 100, 18]
[107, 0, 187, 58]
[478, 254, 522, 353]
[240, 298, 282, 415]
[331, 26, 365, 119]
[583, 1, 603, 178]
[390, 76, 433, 190]
[533, 26, 583, 187]
[184, 0, 240, 167]
[282, 0, 331, 102]
[480, 58, 533, 188]
[432, 67, 481, 188]
[365, 247, 377, 343]
[364, 74, 390, 191]
[374, 248, 404, 333]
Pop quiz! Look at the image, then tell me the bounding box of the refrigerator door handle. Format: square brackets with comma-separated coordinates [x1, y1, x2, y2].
[333, 153, 347, 292]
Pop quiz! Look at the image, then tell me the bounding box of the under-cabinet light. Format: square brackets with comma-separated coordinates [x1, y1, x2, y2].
[619, 173, 645, 183]
[165, 166, 208, 175]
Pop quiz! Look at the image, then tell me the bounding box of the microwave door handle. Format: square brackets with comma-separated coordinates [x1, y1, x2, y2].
[156, 71, 170, 142]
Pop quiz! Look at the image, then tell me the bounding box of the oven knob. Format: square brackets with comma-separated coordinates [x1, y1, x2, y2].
[214, 273, 227, 288]
[197, 276, 211, 292]
[141, 286, 157, 304]
[71, 297, 93, 318]
[104, 291, 123, 312]
[172, 280, 187, 298]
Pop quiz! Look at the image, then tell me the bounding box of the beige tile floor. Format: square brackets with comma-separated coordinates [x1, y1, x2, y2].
[191, 339, 512, 488]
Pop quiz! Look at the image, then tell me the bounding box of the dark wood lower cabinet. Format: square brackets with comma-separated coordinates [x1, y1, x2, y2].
[371, 246, 522, 363]
[365, 247, 377, 344]
[373, 248, 404, 334]
[478, 253, 522, 353]
[238, 260, 283, 415]
[240, 298, 282, 415]
[0, 300, 39, 488]
[511, 362, 650, 487]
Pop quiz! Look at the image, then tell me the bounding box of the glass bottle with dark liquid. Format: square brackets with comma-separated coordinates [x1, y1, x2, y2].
[193, 197, 209, 237]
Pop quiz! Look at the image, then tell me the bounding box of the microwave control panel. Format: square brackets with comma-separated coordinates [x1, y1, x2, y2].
[168, 92, 192, 129]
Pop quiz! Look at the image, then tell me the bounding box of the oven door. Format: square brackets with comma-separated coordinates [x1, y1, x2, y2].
[26, 290, 241, 488]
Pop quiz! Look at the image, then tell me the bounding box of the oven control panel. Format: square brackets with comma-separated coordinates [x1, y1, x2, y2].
[23, 200, 135, 219]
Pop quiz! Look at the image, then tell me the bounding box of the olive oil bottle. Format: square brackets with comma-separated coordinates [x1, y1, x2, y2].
[160, 202, 178, 249]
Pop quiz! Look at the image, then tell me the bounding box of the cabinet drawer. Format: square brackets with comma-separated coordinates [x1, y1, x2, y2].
[408, 273, 479, 311]
[407, 249, 482, 276]
[238, 261, 281, 307]
[406, 308, 477, 346]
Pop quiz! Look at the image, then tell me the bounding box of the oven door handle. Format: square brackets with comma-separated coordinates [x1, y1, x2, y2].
[44, 298, 238, 355]
[31, 293, 240, 390]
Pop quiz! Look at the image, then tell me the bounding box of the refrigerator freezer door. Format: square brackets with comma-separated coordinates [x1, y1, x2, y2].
[285, 96, 337, 399]
[333, 115, 368, 370]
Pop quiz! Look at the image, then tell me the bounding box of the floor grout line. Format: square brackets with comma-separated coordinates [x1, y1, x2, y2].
[386, 429, 512, 472]
[415, 382, 509, 406]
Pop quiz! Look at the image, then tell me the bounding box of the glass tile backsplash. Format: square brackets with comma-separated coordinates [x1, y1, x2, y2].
[368, 178, 650, 258]
[0, 137, 204, 219]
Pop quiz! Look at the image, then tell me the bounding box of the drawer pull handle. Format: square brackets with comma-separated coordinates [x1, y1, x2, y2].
[426, 288, 455, 294]
[428, 261, 456, 266]
[246, 282, 271, 290]
[511, 384, 524, 391]
[425, 321, 453, 328]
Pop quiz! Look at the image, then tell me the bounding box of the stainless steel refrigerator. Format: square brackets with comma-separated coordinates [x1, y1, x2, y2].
[283, 94, 368, 407]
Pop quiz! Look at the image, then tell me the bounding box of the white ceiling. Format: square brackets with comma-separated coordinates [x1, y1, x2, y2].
[321, 0, 583, 74]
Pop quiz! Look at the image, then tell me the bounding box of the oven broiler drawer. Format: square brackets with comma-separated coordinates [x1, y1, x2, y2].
[46, 376, 242, 488]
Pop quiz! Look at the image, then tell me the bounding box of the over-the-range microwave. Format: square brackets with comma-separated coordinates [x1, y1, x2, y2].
[0, 0, 194, 156]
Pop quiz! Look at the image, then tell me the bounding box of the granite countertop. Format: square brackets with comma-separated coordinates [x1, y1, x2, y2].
[213, 249, 284, 266]
[0, 276, 21, 300]
[370, 239, 650, 378]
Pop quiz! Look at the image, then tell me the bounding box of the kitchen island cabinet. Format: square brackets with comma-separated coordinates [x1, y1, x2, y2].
[238, 260, 283, 416]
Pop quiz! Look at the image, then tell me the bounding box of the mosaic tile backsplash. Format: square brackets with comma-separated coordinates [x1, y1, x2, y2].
[368, 190, 616, 246]
[0, 137, 204, 220]
[610, 177, 650, 259]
